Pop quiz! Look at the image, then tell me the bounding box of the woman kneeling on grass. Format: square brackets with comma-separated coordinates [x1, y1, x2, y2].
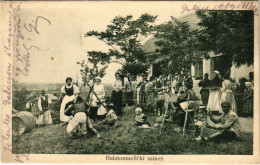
[65, 96, 100, 138]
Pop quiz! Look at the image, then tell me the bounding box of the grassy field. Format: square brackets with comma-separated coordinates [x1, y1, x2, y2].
[12, 85, 253, 155]
[13, 105, 253, 155]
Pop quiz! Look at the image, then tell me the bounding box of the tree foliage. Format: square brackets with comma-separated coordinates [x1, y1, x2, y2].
[154, 17, 204, 75]
[76, 59, 108, 85]
[196, 10, 254, 69]
[83, 14, 157, 77]
[13, 87, 36, 111]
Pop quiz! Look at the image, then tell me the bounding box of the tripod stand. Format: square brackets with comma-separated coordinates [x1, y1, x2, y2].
[85, 83, 108, 113]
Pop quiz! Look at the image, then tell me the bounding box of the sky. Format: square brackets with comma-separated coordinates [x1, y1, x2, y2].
[13, 2, 188, 84]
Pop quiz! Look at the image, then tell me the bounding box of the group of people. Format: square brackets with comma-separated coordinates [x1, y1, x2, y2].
[33, 70, 253, 142]
[199, 71, 254, 117]
[195, 71, 254, 141]
[34, 75, 122, 137]
[128, 70, 254, 142]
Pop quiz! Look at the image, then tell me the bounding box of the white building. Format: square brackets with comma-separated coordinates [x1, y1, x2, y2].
[142, 12, 254, 97]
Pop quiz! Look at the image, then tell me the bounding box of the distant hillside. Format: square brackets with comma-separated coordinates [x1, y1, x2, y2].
[13, 82, 114, 93]
[13, 83, 64, 91]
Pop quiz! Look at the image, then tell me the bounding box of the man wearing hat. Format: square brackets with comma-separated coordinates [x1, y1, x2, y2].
[196, 101, 241, 141]
[37, 90, 53, 126]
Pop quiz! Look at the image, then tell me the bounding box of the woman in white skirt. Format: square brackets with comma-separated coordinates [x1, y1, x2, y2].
[59, 77, 80, 123]
[207, 71, 223, 113]
[220, 74, 237, 113]
[89, 77, 106, 120]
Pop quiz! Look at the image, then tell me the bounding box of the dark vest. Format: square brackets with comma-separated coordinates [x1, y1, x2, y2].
[65, 85, 74, 96]
[74, 103, 87, 114]
[210, 77, 222, 88]
[65, 102, 87, 116]
[41, 95, 49, 111]
[140, 81, 147, 93]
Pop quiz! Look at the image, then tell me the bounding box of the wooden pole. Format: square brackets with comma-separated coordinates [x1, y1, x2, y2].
[183, 93, 190, 136]
[159, 93, 170, 135]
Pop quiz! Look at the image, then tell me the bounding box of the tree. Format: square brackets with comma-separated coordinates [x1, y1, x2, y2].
[76, 58, 108, 86]
[83, 14, 157, 78]
[196, 10, 254, 75]
[154, 17, 204, 76]
[13, 87, 32, 111]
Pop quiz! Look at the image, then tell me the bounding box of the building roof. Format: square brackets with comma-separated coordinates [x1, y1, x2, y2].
[178, 12, 200, 30]
[141, 37, 158, 54]
[142, 12, 200, 60]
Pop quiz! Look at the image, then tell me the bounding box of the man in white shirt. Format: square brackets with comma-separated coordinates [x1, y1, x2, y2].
[37, 90, 53, 126]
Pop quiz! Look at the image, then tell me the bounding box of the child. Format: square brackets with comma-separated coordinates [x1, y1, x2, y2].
[134, 107, 149, 126]
[65, 96, 100, 138]
[98, 103, 118, 128]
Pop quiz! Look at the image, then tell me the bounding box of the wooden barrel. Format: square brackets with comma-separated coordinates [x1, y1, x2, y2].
[12, 111, 36, 136]
[122, 91, 134, 106]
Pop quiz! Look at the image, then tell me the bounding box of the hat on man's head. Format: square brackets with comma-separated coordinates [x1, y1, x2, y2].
[245, 82, 253, 88]
[221, 101, 230, 107]
[40, 90, 45, 94]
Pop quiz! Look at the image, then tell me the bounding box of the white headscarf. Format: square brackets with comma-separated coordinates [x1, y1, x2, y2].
[213, 70, 220, 75]
[245, 82, 253, 89]
[95, 77, 101, 81]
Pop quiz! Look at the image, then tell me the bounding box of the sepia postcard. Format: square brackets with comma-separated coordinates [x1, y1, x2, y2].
[1, 1, 259, 164]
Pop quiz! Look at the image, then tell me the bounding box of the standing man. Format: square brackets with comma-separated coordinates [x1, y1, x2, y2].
[137, 73, 149, 113]
[198, 73, 210, 105]
[37, 90, 53, 126]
